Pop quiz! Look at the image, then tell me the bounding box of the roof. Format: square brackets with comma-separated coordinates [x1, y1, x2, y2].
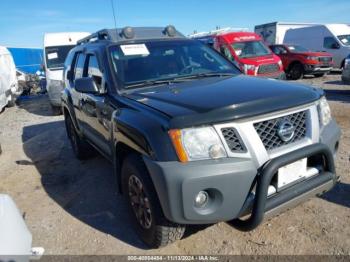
[217, 31, 262, 43]
[44, 32, 90, 47]
[78, 27, 186, 45]
[0, 46, 10, 55]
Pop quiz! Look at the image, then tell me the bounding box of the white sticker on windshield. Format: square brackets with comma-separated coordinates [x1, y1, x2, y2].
[48, 52, 58, 60]
[235, 49, 242, 56]
[341, 38, 348, 44]
[289, 46, 295, 50]
[120, 44, 150, 56]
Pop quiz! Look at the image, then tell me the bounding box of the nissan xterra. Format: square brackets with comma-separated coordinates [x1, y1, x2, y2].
[61, 26, 340, 248]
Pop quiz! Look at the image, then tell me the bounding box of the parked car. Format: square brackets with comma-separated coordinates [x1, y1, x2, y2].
[62, 26, 340, 248]
[341, 54, 350, 83]
[43, 32, 89, 113]
[0, 194, 44, 260]
[0, 46, 21, 112]
[284, 24, 350, 69]
[191, 29, 285, 79]
[270, 44, 333, 79]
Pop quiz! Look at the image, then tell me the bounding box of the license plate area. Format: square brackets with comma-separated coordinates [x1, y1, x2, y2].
[277, 158, 307, 190]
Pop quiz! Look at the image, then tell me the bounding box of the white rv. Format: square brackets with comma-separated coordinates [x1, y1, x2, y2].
[255, 22, 318, 45]
[0, 46, 19, 112]
[284, 24, 350, 69]
[43, 32, 89, 111]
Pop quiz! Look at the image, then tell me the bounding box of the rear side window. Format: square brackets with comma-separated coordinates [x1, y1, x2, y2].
[86, 54, 103, 89]
[324, 37, 338, 49]
[74, 53, 86, 79]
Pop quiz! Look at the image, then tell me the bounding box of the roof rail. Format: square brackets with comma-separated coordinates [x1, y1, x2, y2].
[189, 27, 249, 38]
[77, 29, 116, 45]
[77, 26, 185, 45]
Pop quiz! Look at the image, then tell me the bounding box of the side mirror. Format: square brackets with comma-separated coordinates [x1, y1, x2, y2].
[67, 69, 73, 81]
[331, 43, 340, 49]
[74, 77, 99, 94]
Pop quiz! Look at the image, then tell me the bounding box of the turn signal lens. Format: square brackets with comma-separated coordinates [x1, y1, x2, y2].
[168, 129, 188, 163]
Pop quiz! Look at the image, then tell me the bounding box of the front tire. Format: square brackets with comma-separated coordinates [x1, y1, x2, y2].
[288, 63, 304, 80]
[7, 94, 16, 107]
[122, 154, 185, 248]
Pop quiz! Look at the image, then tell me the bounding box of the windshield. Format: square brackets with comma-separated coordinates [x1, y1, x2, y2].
[287, 45, 310, 53]
[338, 35, 350, 46]
[231, 40, 271, 58]
[45, 45, 75, 69]
[110, 40, 240, 89]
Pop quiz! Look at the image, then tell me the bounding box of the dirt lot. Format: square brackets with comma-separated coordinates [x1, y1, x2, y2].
[0, 74, 349, 255]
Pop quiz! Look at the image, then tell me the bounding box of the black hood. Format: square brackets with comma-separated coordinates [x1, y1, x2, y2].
[125, 75, 323, 128]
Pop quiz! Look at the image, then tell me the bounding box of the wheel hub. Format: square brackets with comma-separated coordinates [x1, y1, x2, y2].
[128, 175, 152, 229]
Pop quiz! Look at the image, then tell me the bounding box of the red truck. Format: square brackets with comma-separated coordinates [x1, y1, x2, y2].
[269, 44, 334, 80]
[193, 30, 285, 79]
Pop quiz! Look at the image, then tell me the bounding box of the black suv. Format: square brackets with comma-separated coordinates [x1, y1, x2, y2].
[62, 26, 340, 248]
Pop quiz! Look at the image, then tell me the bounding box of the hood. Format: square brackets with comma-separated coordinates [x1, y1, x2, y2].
[46, 69, 63, 81]
[125, 75, 322, 128]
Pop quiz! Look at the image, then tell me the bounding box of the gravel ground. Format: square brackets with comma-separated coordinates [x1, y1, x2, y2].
[0, 73, 349, 255]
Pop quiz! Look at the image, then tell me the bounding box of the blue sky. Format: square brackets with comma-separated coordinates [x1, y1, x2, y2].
[1, 0, 350, 47]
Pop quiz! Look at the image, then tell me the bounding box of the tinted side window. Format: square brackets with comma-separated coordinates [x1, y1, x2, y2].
[87, 55, 103, 89]
[324, 37, 338, 49]
[271, 46, 287, 55]
[74, 53, 86, 80]
[220, 45, 234, 62]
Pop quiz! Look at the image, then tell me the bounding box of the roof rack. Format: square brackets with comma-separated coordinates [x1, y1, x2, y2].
[189, 27, 249, 38]
[77, 26, 185, 45]
[77, 29, 117, 45]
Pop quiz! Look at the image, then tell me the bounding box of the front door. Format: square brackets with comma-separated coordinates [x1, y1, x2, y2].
[79, 53, 113, 157]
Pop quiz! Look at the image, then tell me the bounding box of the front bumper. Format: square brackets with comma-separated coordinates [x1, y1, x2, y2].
[144, 120, 340, 226]
[304, 64, 332, 74]
[47, 84, 64, 107]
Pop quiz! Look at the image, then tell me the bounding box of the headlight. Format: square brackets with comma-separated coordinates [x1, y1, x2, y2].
[345, 58, 350, 69]
[307, 56, 318, 61]
[169, 127, 227, 162]
[278, 60, 282, 67]
[318, 96, 332, 126]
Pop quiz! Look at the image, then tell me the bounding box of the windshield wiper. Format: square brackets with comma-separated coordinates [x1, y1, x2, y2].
[126, 79, 184, 89]
[173, 72, 236, 80]
[125, 73, 235, 89]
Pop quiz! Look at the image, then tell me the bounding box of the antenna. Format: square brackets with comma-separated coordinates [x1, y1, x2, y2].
[111, 0, 117, 29]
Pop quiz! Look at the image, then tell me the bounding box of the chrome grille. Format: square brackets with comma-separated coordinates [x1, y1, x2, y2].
[254, 111, 307, 151]
[257, 63, 279, 74]
[319, 57, 332, 63]
[221, 128, 246, 153]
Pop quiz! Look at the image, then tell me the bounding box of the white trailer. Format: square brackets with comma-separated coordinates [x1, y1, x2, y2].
[255, 22, 318, 45]
[0, 46, 19, 112]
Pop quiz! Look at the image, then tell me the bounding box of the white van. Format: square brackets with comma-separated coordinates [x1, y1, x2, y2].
[284, 24, 350, 69]
[0, 46, 19, 112]
[43, 32, 89, 110]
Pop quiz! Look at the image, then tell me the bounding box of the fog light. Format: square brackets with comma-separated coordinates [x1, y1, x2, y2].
[195, 191, 209, 208]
